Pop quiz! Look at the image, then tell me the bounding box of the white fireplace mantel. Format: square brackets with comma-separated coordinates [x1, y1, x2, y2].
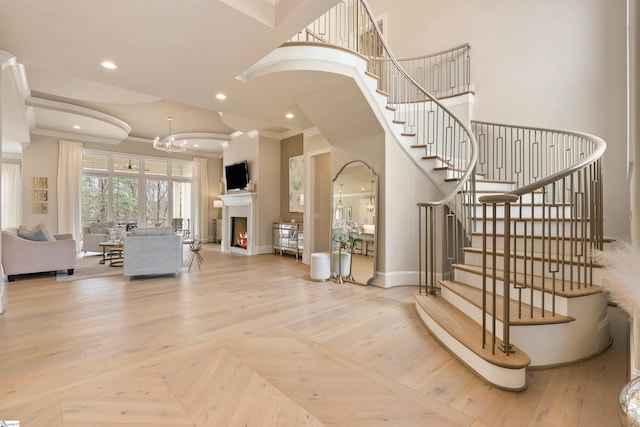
[219, 192, 258, 256]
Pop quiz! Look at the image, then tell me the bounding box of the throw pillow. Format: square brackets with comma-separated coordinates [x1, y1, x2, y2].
[18, 224, 38, 233]
[38, 222, 56, 241]
[17, 229, 49, 241]
[18, 223, 56, 241]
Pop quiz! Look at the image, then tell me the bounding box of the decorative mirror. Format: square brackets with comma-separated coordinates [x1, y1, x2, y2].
[331, 161, 377, 285]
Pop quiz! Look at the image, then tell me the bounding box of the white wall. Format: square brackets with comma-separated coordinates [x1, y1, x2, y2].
[207, 157, 223, 242]
[632, 0, 640, 245]
[368, 0, 630, 239]
[256, 134, 281, 251]
[303, 131, 332, 259]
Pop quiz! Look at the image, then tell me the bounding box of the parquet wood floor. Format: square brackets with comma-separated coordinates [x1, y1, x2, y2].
[0, 244, 628, 426]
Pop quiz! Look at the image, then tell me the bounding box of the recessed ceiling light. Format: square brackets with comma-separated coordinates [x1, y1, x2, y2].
[73, 125, 81, 129]
[101, 61, 117, 70]
[194, 144, 199, 148]
[216, 93, 227, 100]
[285, 113, 294, 119]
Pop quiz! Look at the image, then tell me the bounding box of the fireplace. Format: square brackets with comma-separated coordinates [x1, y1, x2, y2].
[219, 192, 257, 255]
[231, 217, 248, 249]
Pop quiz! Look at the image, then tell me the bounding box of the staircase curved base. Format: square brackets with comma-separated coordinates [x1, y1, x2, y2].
[512, 292, 612, 367]
[415, 300, 528, 391]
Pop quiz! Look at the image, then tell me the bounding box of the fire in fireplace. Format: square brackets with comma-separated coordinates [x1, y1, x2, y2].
[231, 217, 248, 249]
[237, 231, 247, 248]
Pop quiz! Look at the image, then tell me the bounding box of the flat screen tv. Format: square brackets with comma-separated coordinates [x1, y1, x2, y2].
[225, 160, 249, 192]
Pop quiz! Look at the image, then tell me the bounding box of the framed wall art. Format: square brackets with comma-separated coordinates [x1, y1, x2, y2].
[288, 155, 304, 213]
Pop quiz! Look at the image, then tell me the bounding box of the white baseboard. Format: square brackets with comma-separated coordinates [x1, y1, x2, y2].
[256, 244, 274, 255]
[372, 270, 442, 289]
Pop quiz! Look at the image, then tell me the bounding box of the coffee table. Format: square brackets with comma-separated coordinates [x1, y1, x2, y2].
[99, 241, 124, 266]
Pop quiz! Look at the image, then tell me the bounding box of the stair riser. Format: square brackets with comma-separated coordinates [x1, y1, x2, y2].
[452, 268, 571, 315]
[473, 219, 591, 236]
[471, 205, 573, 219]
[434, 168, 465, 180]
[470, 234, 588, 256]
[464, 251, 600, 283]
[441, 286, 505, 336]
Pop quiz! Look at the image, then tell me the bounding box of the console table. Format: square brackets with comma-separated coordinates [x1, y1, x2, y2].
[272, 222, 303, 261]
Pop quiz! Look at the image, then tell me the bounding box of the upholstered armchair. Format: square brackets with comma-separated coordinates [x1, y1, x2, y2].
[1, 227, 77, 281]
[82, 221, 116, 254]
[123, 227, 183, 277]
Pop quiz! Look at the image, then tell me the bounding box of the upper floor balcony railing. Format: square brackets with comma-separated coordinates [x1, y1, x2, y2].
[396, 43, 471, 99]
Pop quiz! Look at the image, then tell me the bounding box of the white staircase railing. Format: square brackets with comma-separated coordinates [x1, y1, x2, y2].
[396, 43, 472, 99]
[472, 120, 606, 354]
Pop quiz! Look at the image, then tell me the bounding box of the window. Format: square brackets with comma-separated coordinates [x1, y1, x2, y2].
[145, 178, 168, 227]
[113, 177, 139, 224]
[172, 162, 193, 178]
[145, 159, 168, 176]
[82, 151, 193, 233]
[82, 175, 109, 222]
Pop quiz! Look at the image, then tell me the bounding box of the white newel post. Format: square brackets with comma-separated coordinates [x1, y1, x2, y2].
[219, 192, 258, 256]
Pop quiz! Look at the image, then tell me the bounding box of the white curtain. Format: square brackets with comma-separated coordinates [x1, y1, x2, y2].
[1, 163, 21, 228]
[57, 140, 83, 252]
[193, 157, 208, 242]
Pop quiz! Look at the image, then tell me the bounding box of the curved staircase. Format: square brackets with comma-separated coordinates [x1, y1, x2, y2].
[247, 0, 612, 391]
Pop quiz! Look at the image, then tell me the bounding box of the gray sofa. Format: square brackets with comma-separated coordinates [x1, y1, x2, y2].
[123, 227, 183, 277]
[82, 221, 116, 254]
[1, 227, 77, 281]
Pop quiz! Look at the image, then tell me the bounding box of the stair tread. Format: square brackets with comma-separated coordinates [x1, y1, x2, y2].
[452, 264, 602, 298]
[449, 178, 516, 184]
[364, 70, 380, 80]
[440, 280, 574, 325]
[434, 165, 487, 176]
[415, 293, 531, 369]
[463, 246, 603, 268]
[421, 155, 456, 170]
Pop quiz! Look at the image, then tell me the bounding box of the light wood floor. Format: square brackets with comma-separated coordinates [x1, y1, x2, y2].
[0, 244, 628, 426]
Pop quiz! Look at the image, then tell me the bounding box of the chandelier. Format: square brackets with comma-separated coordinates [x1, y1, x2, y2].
[366, 180, 375, 213]
[336, 183, 344, 210]
[153, 117, 186, 153]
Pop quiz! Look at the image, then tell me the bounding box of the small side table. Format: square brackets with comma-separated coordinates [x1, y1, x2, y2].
[186, 241, 203, 271]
